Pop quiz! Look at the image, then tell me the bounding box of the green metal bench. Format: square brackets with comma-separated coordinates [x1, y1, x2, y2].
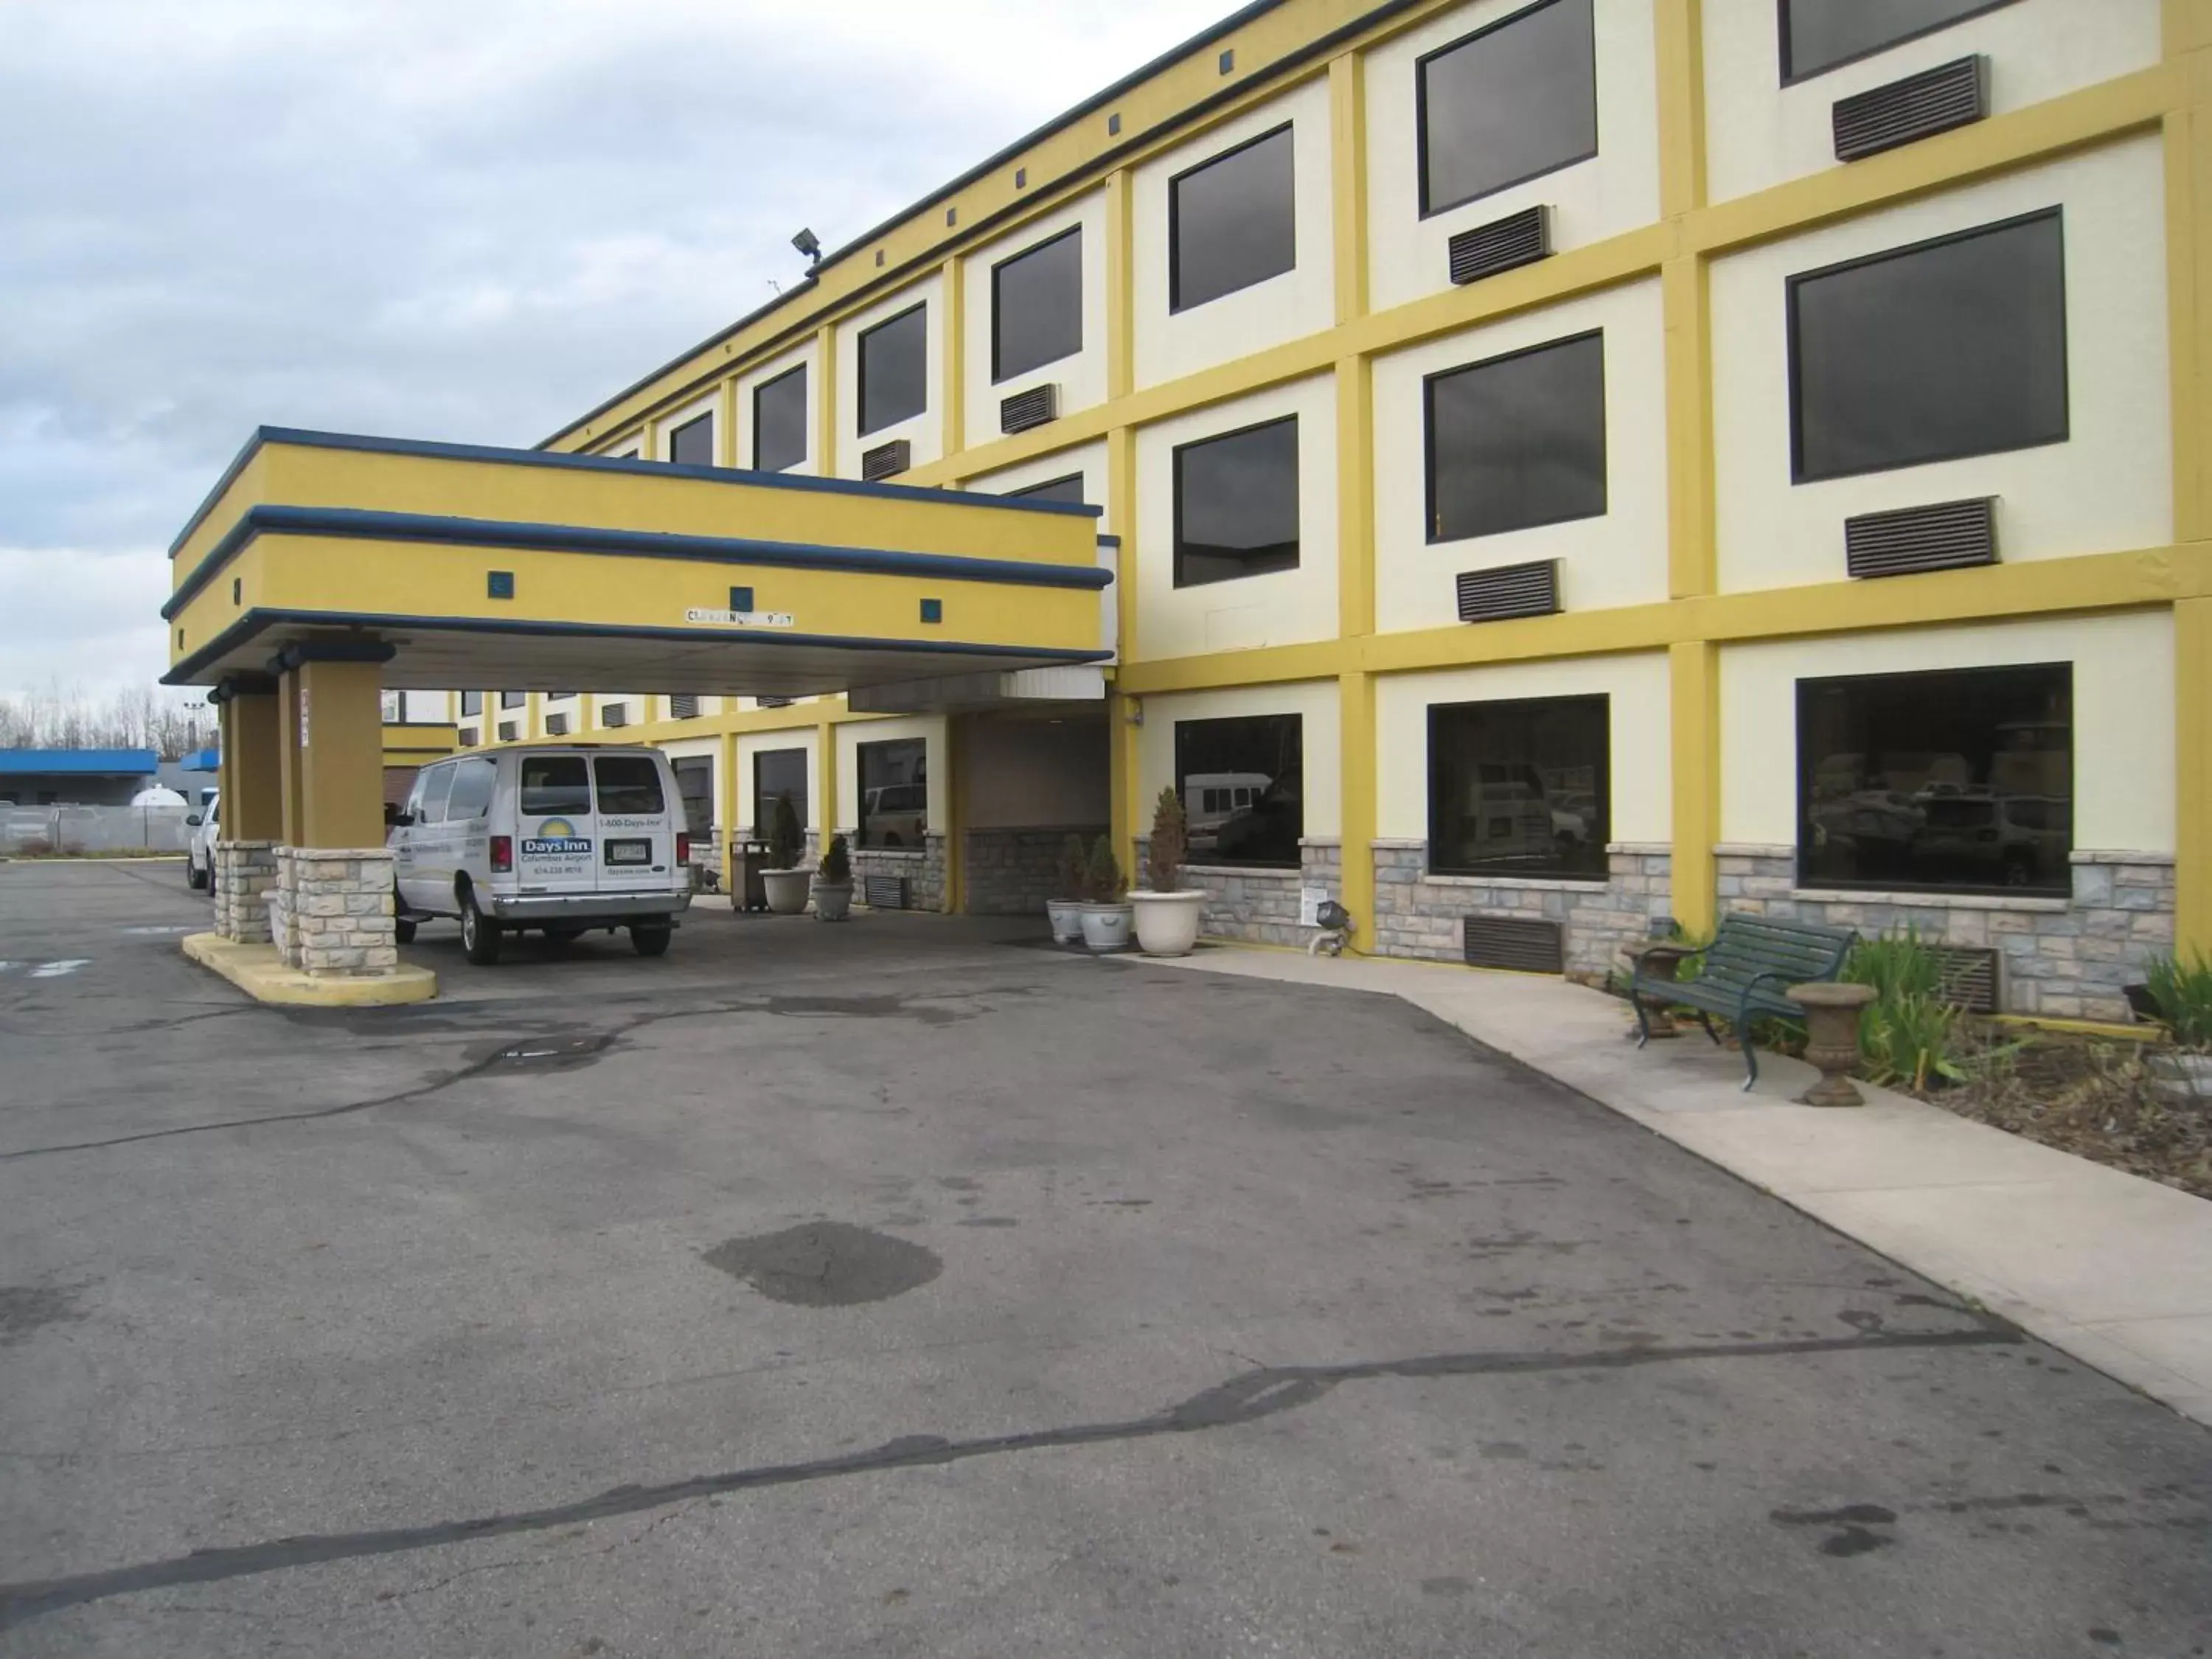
[1630, 914, 1858, 1089]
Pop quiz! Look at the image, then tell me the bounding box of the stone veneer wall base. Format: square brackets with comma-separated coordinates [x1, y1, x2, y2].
[844, 832, 948, 914]
[1371, 843, 1674, 978]
[966, 826, 1108, 916]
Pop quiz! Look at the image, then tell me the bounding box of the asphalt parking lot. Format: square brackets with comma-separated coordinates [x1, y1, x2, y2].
[2, 859, 2209, 1658]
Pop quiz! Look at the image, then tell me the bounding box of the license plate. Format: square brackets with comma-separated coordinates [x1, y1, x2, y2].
[606, 838, 652, 866]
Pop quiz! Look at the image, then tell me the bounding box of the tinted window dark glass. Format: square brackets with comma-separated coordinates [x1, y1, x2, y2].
[1009, 473, 1086, 506]
[519, 756, 591, 817]
[499, 691, 526, 709]
[1419, 0, 1598, 216]
[754, 747, 809, 830]
[754, 364, 807, 473]
[992, 227, 1083, 383]
[673, 758, 713, 835]
[460, 692, 483, 717]
[595, 756, 665, 815]
[413, 765, 455, 826]
[1790, 210, 2067, 482]
[858, 304, 928, 436]
[858, 738, 926, 849]
[1429, 695, 1608, 879]
[1781, 0, 2013, 80]
[1797, 662, 2071, 895]
[445, 758, 495, 820]
[1175, 715, 1302, 869]
[1175, 416, 1299, 588]
[1427, 331, 1606, 543]
[667, 411, 714, 467]
[1171, 125, 1295, 312]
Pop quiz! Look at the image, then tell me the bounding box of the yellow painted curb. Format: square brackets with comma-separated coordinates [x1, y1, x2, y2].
[181, 932, 437, 1007]
[1989, 1012, 2165, 1044]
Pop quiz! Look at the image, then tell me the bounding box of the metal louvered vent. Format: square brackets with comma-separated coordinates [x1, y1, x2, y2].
[1000, 383, 1059, 435]
[1463, 915, 1565, 974]
[601, 702, 628, 728]
[1844, 497, 1997, 579]
[861, 439, 911, 481]
[757, 696, 794, 709]
[1448, 205, 1551, 287]
[863, 873, 909, 910]
[1930, 945, 2001, 1015]
[1456, 559, 1561, 623]
[545, 713, 569, 737]
[495, 720, 518, 742]
[669, 695, 700, 720]
[1833, 55, 1987, 163]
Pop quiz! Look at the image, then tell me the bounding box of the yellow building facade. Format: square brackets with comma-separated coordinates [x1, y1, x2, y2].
[434, 0, 2210, 1019]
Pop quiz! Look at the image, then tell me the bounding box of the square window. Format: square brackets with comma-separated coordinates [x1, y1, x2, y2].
[858, 302, 928, 436]
[991, 226, 1083, 383]
[499, 691, 525, 709]
[1796, 661, 2072, 895]
[1781, 0, 2018, 82]
[752, 364, 807, 473]
[1418, 0, 1597, 218]
[1170, 125, 1295, 313]
[858, 738, 927, 849]
[1174, 714, 1301, 868]
[1425, 331, 1607, 543]
[461, 692, 483, 717]
[729, 585, 754, 613]
[919, 598, 943, 624]
[1174, 415, 1299, 588]
[1427, 695, 1609, 878]
[667, 411, 714, 467]
[673, 756, 714, 835]
[487, 571, 515, 599]
[1788, 209, 2067, 484]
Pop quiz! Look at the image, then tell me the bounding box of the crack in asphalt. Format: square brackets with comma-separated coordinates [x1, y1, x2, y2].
[0, 1323, 2019, 1630]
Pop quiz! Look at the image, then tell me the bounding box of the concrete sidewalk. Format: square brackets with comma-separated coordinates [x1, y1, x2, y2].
[1120, 944, 2212, 1429]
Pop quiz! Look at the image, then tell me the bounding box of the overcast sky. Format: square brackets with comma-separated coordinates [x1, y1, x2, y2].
[0, 0, 1208, 700]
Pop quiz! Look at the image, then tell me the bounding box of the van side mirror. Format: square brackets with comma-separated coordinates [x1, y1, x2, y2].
[386, 806, 409, 827]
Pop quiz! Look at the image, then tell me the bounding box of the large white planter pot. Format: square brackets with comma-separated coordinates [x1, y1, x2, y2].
[1046, 897, 1085, 945]
[1130, 889, 1206, 957]
[812, 880, 853, 922]
[1078, 902, 1134, 953]
[762, 867, 813, 915]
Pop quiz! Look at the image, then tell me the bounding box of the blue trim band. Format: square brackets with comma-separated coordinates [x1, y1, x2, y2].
[165, 608, 1112, 688]
[164, 503, 1113, 621]
[170, 427, 1099, 560]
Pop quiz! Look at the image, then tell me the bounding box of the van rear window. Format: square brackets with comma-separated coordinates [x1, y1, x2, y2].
[519, 756, 591, 817]
[595, 756, 666, 815]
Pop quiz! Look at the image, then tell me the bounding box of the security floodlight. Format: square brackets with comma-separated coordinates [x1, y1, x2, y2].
[791, 227, 821, 265]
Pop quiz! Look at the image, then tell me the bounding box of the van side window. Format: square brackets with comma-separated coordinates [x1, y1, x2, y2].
[412, 766, 455, 825]
[594, 756, 666, 815]
[518, 756, 591, 817]
[445, 758, 497, 820]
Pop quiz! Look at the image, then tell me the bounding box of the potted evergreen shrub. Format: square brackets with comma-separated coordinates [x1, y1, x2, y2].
[760, 793, 812, 915]
[1077, 835, 1133, 953]
[813, 832, 854, 922]
[1046, 832, 1088, 945]
[1130, 785, 1206, 957]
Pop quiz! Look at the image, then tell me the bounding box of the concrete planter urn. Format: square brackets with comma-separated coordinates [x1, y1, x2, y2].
[1078, 901, 1134, 953]
[1130, 890, 1205, 957]
[762, 868, 813, 915]
[1786, 981, 1879, 1107]
[812, 880, 853, 922]
[1046, 897, 1085, 945]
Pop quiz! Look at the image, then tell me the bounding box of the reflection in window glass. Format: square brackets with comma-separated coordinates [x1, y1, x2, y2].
[992, 227, 1083, 383]
[1796, 663, 2072, 895]
[500, 691, 526, 709]
[858, 738, 927, 849]
[1174, 417, 1299, 588]
[1171, 125, 1295, 312]
[461, 692, 483, 717]
[1009, 473, 1087, 506]
[858, 304, 928, 436]
[519, 756, 591, 818]
[1419, 0, 1598, 216]
[412, 766, 455, 827]
[1175, 714, 1302, 869]
[1790, 210, 2067, 482]
[754, 364, 807, 473]
[1781, 0, 2012, 80]
[673, 759, 714, 836]
[445, 758, 496, 820]
[667, 412, 714, 467]
[595, 756, 665, 815]
[754, 747, 810, 831]
[1428, 695, 1609, 879]
[1427, 332, 1606, 543]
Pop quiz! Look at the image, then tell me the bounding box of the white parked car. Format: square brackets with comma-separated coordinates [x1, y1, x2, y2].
[186, 792, 220, 892]
[389, 745, 691, 964]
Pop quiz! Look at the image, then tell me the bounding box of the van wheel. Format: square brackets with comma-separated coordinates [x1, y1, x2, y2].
[460, 895, 503, 965]
[630, 923, 672, 958]
[394, 917, 417, 946]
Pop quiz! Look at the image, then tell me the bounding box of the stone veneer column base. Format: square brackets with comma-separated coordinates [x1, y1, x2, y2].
[1368, 842, 1674, 977]
[844, 833, 948, 913]
[212, 839, 277, 944]
[277, 846, 400, 977]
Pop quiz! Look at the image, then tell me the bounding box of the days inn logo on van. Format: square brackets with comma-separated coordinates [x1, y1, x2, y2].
[523, 817, 591, 856]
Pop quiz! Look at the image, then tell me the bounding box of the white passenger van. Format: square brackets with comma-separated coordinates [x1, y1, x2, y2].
[389, 745, 691, 964]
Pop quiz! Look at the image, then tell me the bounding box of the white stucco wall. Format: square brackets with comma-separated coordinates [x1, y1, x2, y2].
[961, 191, 1109, 445]
[1371, 275, 1667, 633]
[1719, 611, 2174, 854]
[1711, 136, 2171, 594]
[736, 340, 819, 477]
[1134, 372, 1339, 661]
[1133, 77, 1336, 390]
[834, 714, 946, 835]
[964, 439, 1111, 530]
[1703, 0, 2163, 205]
[1363, 0, 1661, 316]
[1138, 679, 1342, 841]
[1374, 651, 1672, 843]
[834, 273, 945, 480]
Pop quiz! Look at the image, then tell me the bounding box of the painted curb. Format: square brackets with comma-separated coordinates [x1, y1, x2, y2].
[181, 932, 437, 1006]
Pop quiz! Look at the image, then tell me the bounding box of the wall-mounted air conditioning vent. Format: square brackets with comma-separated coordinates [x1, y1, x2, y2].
[863, 873, 909, 910]
[545, 713, 569, 737]
[1833, 55, 1986, 163]
[1000, 384, 1059, 436]
[601, 702, 629, 728]
[1844, 497, 1997, 579]
[757, 696, 794, 709]
[495, 720, 518, 742]
[1463, 915, 1564, 974]
[669, 695, 700, 720]
[861, 439, 911, 481]
[1456, 559, 1561, 624]
[1930, 945, 2001, 1015]
[1447, 205, 1551, 287]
